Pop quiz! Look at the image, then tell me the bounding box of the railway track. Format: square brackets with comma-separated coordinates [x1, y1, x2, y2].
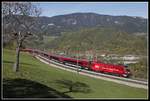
[34, 54, 148, 90]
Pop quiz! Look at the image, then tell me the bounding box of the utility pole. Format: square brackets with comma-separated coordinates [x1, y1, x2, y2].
[76, 50, 79, 73]
[76, 46, 82, 74]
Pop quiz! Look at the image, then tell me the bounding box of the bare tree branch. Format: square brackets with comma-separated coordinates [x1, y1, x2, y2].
[2, 2, 41, 72]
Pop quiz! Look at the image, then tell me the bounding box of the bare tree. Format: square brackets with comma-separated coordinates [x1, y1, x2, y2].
[2, 2, 41, 72]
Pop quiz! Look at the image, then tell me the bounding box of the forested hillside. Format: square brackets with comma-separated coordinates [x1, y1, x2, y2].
[3, 13, 147, 49]
[48, 27, 147, 55]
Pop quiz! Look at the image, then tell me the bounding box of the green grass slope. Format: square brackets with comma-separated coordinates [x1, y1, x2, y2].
[2, 49, 148, 99]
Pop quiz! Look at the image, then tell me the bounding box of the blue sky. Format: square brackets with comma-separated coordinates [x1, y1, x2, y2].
[33, 2, 148, 18]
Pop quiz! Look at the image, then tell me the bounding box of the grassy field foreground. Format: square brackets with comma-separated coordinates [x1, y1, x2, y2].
[2, 49, 148, 99]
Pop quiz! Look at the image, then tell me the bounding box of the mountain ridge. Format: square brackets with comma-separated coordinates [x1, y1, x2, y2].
[3, 12, 147, 36]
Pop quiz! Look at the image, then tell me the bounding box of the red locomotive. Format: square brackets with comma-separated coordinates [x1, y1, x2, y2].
[20, 48, 131, 77]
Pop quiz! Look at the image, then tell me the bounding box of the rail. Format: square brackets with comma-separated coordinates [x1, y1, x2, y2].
[34, 54, 148, 89]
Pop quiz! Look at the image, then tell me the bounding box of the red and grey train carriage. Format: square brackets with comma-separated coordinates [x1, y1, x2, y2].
[56, 56, 130, 77]
[20, 48, 131, 77]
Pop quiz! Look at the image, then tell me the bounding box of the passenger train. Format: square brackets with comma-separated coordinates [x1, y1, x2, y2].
[20, 48, 131, 77]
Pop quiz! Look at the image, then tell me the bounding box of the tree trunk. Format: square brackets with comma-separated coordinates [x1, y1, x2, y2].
[13, 46, 20, 72]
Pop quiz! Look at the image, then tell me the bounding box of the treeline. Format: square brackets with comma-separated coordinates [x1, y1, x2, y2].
[48, 27, 147, 56]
